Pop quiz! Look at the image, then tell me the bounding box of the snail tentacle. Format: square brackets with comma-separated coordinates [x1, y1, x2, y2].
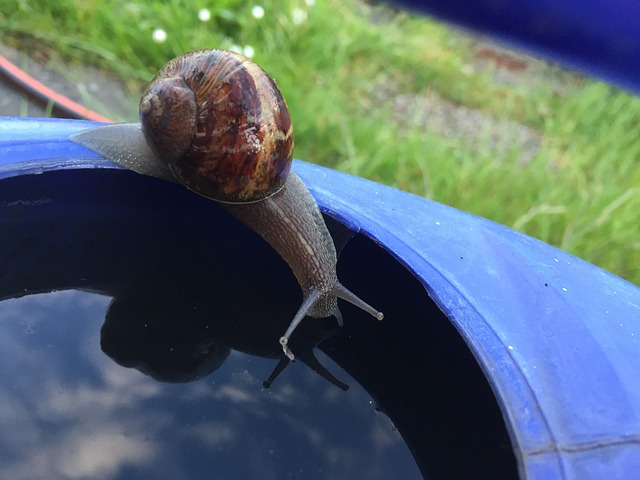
[279, 289, 325, 360]
[332, 283, 385, 322]
[279, 281, 384, 360]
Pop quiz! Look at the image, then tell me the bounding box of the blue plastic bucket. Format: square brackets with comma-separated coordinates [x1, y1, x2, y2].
[1, 117, 640, 478]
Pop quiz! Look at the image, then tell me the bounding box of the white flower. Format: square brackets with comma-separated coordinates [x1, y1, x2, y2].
[198, 8, 211, 22]
[243, 45, 255, 59]
[251, 5, 265, 19]
[151, 28, 167, 43]
[291, 8, 307, 25]
[305, 0, 315, 6]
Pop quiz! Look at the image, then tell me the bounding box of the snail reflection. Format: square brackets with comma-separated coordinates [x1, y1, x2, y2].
[101, 285, 349, 390]
[71, 49, 383, 360]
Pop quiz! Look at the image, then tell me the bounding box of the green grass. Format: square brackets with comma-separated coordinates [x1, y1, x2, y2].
[2, 0, 639, 284]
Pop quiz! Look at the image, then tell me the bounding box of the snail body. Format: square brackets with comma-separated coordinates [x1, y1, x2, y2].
[71, 49, 383, 359]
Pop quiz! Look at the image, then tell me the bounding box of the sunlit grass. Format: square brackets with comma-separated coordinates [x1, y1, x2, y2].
[1, 0, 639, 284]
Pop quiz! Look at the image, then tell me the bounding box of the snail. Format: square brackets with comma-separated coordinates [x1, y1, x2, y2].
[71, 49, 383, 360]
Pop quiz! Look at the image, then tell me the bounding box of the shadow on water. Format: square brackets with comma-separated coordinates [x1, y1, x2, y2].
[0, 169, 518, 479]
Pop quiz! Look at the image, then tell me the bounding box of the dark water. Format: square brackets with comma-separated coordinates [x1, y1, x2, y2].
[1, 290, 416, 480]
[0, 170, 518, 479]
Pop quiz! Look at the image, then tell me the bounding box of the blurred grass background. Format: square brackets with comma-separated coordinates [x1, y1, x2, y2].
[1, 0, 639, 284]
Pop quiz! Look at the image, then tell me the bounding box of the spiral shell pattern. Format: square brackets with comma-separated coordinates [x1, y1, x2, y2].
[139, 49, 293, 203]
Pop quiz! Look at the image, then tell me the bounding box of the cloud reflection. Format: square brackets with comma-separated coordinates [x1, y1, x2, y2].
[0, 290, 421, 479]
[0, 291, 163, 479]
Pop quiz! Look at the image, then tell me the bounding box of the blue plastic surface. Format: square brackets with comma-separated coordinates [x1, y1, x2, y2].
[2, 117, 640, 478]
[389, 0, 640, 93]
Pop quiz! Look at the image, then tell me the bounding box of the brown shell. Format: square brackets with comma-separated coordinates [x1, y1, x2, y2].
[139, 49, 293, 203]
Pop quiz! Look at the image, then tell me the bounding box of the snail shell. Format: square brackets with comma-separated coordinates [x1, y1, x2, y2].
[140, 49, 293, 203]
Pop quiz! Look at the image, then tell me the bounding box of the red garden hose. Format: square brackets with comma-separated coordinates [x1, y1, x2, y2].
[0, 53, 113, 123]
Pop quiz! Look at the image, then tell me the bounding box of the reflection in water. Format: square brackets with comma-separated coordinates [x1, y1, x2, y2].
[0, 291, 416, 479]
[101, 287, 348, 390]
[0, 169, 518, 479]
[0, 292, 158, 479]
